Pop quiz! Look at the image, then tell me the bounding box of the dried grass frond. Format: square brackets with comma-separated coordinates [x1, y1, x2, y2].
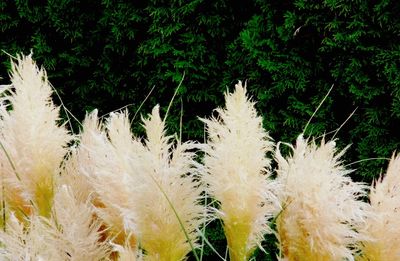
[0, 54, 70, 218]
[73, 110, 138, 247]
[49, 184, 110, 260]
[358, 153, 400, 260]
[0, 213, 60, 260]
[134, 105, 204, 261]
[275, 135, 370, 261]
[0, 185, 109, 261]
[59, 148, 94, 205]
[74, 106, 204, 260]
[201, 81, 278, 261]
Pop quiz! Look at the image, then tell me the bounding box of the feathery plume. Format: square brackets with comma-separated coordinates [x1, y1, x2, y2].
[72, 110, 138, 248]
[201, 81, 278, 261]
[358, 153, 400, 260]
[75, 106, 204, 260]
[59, 147, 95, 205]
[134, 105, 204, 261]
[112, 241, 142, 261]
[0, 213, 60, 260]
[48, 184, 110, 260]
[0, 54, 70, 218]
[275, 135, 369, 261]
[0, 185, 109, 261]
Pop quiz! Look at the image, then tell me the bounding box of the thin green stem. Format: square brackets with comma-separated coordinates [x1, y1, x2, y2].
[164, 72, 185, 123]
[0, 141, 21, 181]
[50, 82, 81, 133]
[196, 227, 226, 260]
[303, 83, 334, 135]
[180, 97, 183, 141]
[345, 157, 390, 168]
[2, 178, 6, 232]
[131, 85, 156, 124]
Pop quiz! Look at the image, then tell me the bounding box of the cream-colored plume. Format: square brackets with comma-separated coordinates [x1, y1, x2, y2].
[0, 54, 70, 218]
[0, 213, 60, 260]
[0, 185, 109, 261]
[71, 110, 139, 248]
[75, 106, 204, 260]
[275, 135, 370, 261]
[358, 153, 400, 260]
[201, 81, 278, 261]
[133, 105, 204, 261]
[48, 185, 110, 260]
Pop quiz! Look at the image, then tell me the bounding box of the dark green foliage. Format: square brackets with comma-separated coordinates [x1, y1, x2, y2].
[223, 0, 400, 184]
[2, 0, 400, 259]
[194, 220, 228, 260]
[253, 233, 279, 261]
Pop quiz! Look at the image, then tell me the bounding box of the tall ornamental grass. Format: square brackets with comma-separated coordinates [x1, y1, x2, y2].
[0, 54, 398, 260]
[64, 105, 204, 259]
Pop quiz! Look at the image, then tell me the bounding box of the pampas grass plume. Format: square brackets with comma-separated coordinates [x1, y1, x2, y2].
[0, 212, 60, 260]
[74, 105, 204, 260]
[72, 110, 139, 248]
[134, 105, 204, 261]
[0, 185, 109, 260]
[48, 184, 110, 260]
[202, 81, 278, 261]
[358, 153, 400, 260]
[275, 135, 369, 260]
[0, 54, 70, 218]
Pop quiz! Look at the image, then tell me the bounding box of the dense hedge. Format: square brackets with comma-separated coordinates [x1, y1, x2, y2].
[1, 1, 400, 259]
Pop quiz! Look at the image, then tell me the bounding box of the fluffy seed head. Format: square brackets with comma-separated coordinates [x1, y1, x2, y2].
[0, 185, 109, 261]
[202, 81, 278, 261]
[74, 106, 204, 260]
[0, 213, 60, 260]
[0, 54, 70, 218]
[134, 105, 204, 261]
[275, 135, 370, 261]
[73, 110, 139, 248]
[49, 185, 110, 260]
[358, 153, 400, 260]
